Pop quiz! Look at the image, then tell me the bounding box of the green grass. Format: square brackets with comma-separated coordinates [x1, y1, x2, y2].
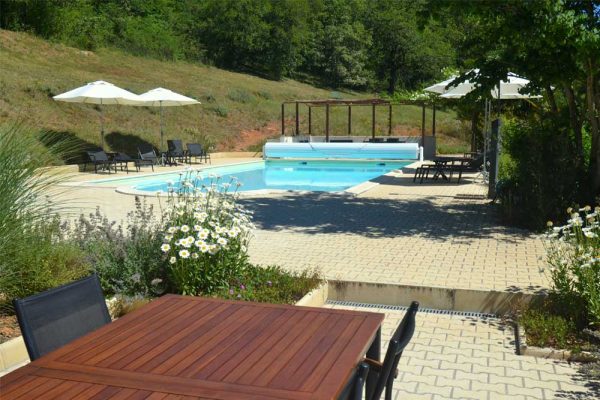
[0, 29, 467, 153]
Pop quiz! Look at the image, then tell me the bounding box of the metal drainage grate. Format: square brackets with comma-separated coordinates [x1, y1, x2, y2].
[326, 300, 497, 319]
[454, 194, 487, 200]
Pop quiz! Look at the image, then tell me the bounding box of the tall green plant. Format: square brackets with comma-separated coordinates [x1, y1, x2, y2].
[0, 123, 85, 308]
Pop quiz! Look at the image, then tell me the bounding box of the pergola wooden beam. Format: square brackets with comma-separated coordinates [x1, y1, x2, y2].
[281, 98, 438, 143]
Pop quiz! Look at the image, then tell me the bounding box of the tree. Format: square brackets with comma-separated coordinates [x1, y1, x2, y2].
[425, 0, 600, 197]
[301, 0, 371, 88]
[366, 0, 455, 93]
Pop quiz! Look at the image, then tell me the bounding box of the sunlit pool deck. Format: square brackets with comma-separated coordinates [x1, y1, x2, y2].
[59, 155, 547, 296]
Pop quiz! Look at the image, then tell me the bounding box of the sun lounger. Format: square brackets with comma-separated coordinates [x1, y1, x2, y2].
[187, 143, 211, 164]
[84, 150, 115, 173]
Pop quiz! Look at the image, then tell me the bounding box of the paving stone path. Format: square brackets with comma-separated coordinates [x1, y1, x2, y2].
[245, 171, 548, 293]
[326, 302, 598, 400]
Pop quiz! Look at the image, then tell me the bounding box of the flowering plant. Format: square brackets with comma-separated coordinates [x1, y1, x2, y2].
[159, 169, 254, 295]
[545, 206, 600, 329]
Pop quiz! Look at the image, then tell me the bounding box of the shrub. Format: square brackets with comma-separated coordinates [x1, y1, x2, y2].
[209, 104, 229, 117]
[520, 308, 576, 349]
[0, 218, 89, 312]
[497, 118, 584, 229]
[218, 265, 322, 304]
[71, 199, 167, 298]
[545, 206, 600, 329]
[255, 90, 272, 100]
[227, 89, 254, 104]
[159, 171, 254, 295]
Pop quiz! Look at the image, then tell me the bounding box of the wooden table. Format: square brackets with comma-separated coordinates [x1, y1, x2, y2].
[1, 295, 384, 400]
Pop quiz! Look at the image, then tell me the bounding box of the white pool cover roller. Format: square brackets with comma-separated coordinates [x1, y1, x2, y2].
[263, 142, 420, 160]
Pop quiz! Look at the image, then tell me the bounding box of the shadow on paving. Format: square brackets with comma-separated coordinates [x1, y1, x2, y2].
[240, 192, 535, 242]
[555, 369, 600, 399]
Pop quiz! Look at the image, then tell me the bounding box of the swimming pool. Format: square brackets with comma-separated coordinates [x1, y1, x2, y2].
[90, 160, 411, 193]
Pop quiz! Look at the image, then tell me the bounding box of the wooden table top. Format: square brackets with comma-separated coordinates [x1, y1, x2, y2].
[1, 295, 384, 400]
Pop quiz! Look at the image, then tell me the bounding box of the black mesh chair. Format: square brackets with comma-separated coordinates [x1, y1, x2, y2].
[364, 301, 419, 400]
[13, 274, 111, 361]
[167, 139, 190, 164]
[187, 143, 211, 164]
[84, 150, 115, 173]
[138, 144, 160, 167]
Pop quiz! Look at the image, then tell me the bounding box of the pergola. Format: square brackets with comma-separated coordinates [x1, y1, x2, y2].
[281, 98, 437, 143]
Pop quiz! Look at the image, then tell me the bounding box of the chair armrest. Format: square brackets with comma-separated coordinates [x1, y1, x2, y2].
[363, 358, 398, 378]
[363, 357, 383, 372]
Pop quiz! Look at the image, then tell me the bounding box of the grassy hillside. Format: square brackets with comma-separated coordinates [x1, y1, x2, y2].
[0, 30, 468, 156]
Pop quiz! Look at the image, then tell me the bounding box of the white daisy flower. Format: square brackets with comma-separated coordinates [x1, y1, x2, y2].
[217, 237, 228, 246]
[160, 244, 171, 253]
[180, 225, 190, 233]
[199, 242, 210, 253]
[169, 256, 177, 264]
[191, 252, 199, 259]
[167, 226, 178, 234]
[179, 249, 190, 258]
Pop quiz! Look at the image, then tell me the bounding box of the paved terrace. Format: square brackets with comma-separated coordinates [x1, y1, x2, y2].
[59, 158, 547, 294]
[326, 302, 598, 399]
[243, 168, 547, 294]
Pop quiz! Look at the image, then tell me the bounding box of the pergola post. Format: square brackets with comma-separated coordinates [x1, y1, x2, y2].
[432, 103, 436, 136]
[347, 106, 352, 136]
[388, 104, 392, 136]
[421, 103, 426, 145]
[295, 102, 300, 136]
[325, 103, 330, 142]
[308, 106, 312, 136]
[281, 103, 285, 136]
[371, 104, 376, 139]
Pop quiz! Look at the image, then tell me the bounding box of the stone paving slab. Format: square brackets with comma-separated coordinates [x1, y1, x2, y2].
[326, 302, 598, 400]
[245, 171, 547, 293]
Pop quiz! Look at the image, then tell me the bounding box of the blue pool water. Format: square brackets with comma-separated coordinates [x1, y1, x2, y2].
[93, 160, 411, 193]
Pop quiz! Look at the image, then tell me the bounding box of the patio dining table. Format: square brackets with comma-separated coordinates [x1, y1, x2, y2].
[0, 295, 384, 400]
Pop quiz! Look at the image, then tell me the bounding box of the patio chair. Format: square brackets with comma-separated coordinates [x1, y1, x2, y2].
[187, 143, 211, 164]
[112, 152, 133, 173]
[83, 150, 115, 173]
[364, 301, 419, 400]
[167, 139, 190, 165]
[138, 144, 160, 168]
[13, 274, 111, 361]
[337, 361, 370, 400]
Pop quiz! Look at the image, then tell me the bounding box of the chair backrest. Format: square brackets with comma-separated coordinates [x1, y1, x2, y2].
[168, 140, 185, 155]
[368, 301, 419, 400]
[386, 138, 400, 143]
[187, 143, 203, 156]
[87, 150, 109, 162]
[13, 274, 111, 361]
[138, 144, 157, 160]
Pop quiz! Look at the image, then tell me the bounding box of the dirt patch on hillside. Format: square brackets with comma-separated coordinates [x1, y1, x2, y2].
[222, 120, 282, 151]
